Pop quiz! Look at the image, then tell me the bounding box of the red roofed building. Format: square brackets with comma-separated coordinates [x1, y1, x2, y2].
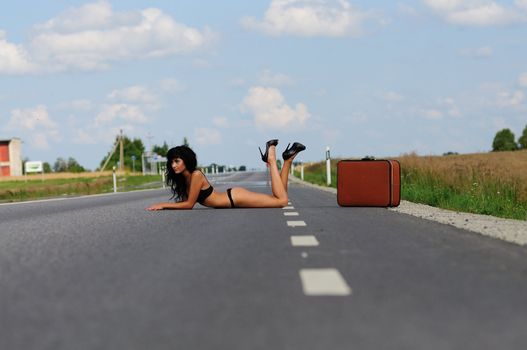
[0, 138, 22, 176]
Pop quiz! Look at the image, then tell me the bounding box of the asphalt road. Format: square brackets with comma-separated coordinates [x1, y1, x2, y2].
[1, 171, 527, 350]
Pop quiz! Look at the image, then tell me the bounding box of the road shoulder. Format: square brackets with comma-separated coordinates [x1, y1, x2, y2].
[289, 176, 527, 247]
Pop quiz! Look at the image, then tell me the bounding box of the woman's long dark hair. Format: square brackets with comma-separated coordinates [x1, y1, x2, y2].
[165, 146, 197, 201]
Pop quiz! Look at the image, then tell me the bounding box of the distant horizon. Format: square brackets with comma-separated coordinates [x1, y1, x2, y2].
[6, 136, 525, 174]
[2, 1, 527, 170]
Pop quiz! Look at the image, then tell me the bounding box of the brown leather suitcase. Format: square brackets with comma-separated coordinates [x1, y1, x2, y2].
[337, 158, 400, 207]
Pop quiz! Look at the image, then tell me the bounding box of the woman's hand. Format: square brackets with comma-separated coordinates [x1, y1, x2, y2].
[146, 203, 165, 211]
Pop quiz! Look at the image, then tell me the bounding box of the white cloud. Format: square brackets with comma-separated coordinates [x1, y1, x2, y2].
[380, 91, 405, 102]
[159, 78, 187, 93]
[6, 105, 60, 149]
[69, 99, 93, 111]
[72, 124, 138, 145]
[518, 72, 527, 88]
[192, 58, 212, 69]
[228, 78, 247, 88]
[95, 104, 149, 126]
[241, 86, 310, 129]
[7, 105, 56, 130]
[194, 127, 221, 145]
[441, 97, 462, 117]
[56, 98, 93, 112]
[423, 0, 527, 26]
[397, 3, 421, 17]
[259, 69, 293, 86]
[491, 116, 508, 130]
[423, 109, 443, 120]
[241, 0, 375, 37]
[517, 0, 527, 10]
[108, 85, 158, 104]
[0, 31, 37, 74]
[346, 112, 369, 124]
[459, 46, 493, 58]
[0, 1, 214, 74]
[497, 90, 524, 107]
[73, 128, 97, 144]
[420, 97, 462, 120]
[212, 116, 229, 127]
[35, 1, 119, 33]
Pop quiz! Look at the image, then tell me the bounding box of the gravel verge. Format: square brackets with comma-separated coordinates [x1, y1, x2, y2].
[290, 176, 527, 247]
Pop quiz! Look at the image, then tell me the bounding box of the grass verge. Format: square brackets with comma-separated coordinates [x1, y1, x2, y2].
[0, 173, 164, 203]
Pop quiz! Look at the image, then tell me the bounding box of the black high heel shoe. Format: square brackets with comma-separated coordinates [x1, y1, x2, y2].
[282, 142, 306, 161]
[259, 139, 279, 163]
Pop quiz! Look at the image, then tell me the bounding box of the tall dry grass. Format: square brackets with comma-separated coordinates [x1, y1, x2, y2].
[398, 150, 527, 202]
[397, 150, 527, 219]
[0, 171, 122, 182]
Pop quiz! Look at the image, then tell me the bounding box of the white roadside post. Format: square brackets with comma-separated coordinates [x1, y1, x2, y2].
[301, 163, 304, 181]
[161, 167, 166, 189]
[113, 166, 117, 193]
[326, 146, 331, 187]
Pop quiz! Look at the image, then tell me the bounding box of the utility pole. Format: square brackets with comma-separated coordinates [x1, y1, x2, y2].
[119, 129, 124, 171]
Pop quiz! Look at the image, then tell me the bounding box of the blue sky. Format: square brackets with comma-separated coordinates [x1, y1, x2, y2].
[1, 0, 527, 170]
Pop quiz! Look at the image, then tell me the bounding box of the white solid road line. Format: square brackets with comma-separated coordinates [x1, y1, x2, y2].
[291, 235, 319, 247]
[283, 212, 299, 216]
[299, 268, 352, 296]
[283, 206, 295, 210]
[287, 220, 306, 227]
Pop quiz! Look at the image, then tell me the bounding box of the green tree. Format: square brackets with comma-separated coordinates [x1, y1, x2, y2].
[518, 124, 527, 149]
[99, 135, 145, 171]
[53, 157, 67, 172]
[152, 141, 169, 157]
[67, 157, 86, 173]
[43, 162, 52, 173]
[492, 128, 518, 151]
[183, 137, 190, 147]
[54, 157, 86, 172]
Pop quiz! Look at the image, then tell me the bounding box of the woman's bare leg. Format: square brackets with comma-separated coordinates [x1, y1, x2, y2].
[267, 146, 288, 202]
[280, 159, 293, 192]
[227, 145, 288, 208]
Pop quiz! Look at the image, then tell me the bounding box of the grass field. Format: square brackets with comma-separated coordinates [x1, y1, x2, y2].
[295, 150, 527, 220]
[0, 172, 164, 203]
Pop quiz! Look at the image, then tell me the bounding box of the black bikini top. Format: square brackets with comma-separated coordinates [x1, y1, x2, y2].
[197, 185, 213, 204]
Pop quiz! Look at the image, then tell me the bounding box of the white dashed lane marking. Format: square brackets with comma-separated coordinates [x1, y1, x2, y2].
[285, 202, 349, 297]
[287, 220, 306, 227]
[299, 268, 352, 296]
[291, 235, 319, 247]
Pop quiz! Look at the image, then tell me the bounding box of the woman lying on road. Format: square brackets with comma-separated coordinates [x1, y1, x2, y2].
[146, 140, 306, 210]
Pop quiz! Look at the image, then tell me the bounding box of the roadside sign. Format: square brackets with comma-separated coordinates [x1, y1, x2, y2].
[25, 161, 44, 173]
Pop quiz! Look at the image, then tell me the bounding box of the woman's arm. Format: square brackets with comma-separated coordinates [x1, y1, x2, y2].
[146, 201, 193, 210]
[146, 171, 205, 211]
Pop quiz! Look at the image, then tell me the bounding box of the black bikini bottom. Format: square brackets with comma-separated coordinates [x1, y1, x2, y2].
[226, 188, 235, 208]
